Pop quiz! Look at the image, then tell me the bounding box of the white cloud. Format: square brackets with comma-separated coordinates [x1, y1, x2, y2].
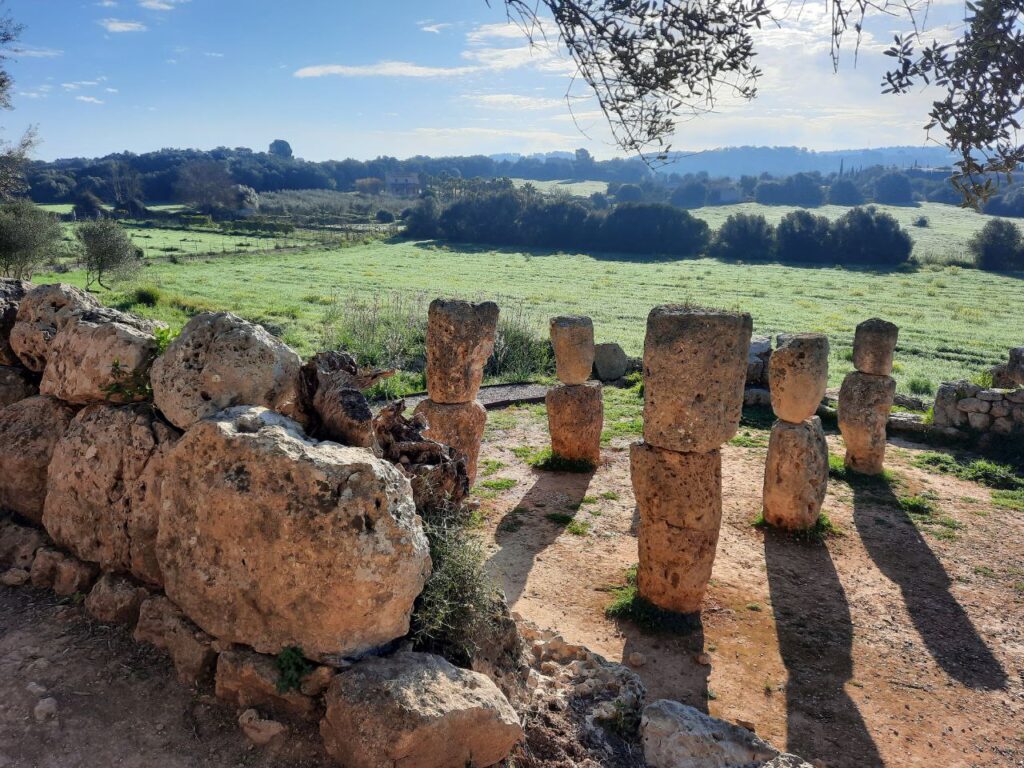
[96, 0, 117, 6]
[99, 18, 147, 32]
[295, 61, 478, 79]
[76, 96, 105, 104]
[139, 0, 189, 9]
[12, 46, 64, 58]
[62, 81, 100, 90]
[105, 87, 119, 93]
[466, 93, 564, 110]
[204, 52, 225, 58]
[418, 21, 451, 34]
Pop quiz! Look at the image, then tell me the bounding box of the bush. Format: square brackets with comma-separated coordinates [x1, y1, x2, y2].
[708, 213, 774, 261]
[776, 209, 832, 263]
[969, 218, 1023, 271]
[828, 179, 864, 206]
[375, 209, 396, 224]
[908, 376, 934, 395]
[669, 181, 707, 209]
[754, 173, 824, 206]
[831, 206, 913, 265]
[873, 172, 915, 205]
[913, 215, 930, 228]
[615, 183, 644, 203]
[0, 200, 64, 279]
[133, 285, 163, 307]
[403, 196, 441, 239]
[596, 203, 710, 257]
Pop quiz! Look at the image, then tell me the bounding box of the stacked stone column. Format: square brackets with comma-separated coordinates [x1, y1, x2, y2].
[762, 334, 830, 530]
[414, 299, 499, 484]
[545, 316, 603, 466]
[631, 306, 752, 614]
[838, 318, 899, 475]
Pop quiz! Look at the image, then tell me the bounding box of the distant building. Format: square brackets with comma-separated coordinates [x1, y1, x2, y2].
[385, 173, 422, 197]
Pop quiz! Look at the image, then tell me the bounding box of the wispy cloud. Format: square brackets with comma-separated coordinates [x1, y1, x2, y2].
[466, 93, 564, 110]
[76, 96, 105, 104]
[295, 61, 478, 79]
[62, 81, 100, 90]
[418, 21, 451, 34]
[204, 52, 225, 58]
[99, 18, 147, 32]
[96, 0, 117, 6]
[12, 46, 64, 58]
[138, 0, 189, 9]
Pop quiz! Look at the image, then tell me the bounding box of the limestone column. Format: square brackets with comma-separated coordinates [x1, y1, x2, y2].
[632, 306, 752, 614]
[838, 318, 898, 475]
[545, 316, 602, 465]
[414, 299, 499, 484]
[762, 333, 830, 530]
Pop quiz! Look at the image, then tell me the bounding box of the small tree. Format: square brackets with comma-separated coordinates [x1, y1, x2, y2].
[708, 213, 774, 261]
[268, 139, 293, 159]
[76, 219, 140, 289]
[776, 210, 833, 263]
[614, 183, 644, 203]
[73, 191, 105, 220]
[873, 172, 914, 206]
[175, 161, 237, 212]
[828, 179, 863, 206]
[0, 200, 62, 279]
[969, 219, 1023, 271]
[831, 206, 913, 266]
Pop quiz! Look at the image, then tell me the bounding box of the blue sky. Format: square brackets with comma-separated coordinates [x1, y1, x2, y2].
[4, 0, 967, 161]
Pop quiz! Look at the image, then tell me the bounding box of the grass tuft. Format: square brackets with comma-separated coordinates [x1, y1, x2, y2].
[604, 566, 702, 633]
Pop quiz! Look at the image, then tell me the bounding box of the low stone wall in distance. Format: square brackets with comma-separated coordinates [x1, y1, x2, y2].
[933, 381, 1024, 435]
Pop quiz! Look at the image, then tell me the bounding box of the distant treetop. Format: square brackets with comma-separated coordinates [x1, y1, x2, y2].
[269, 140, 294, 160]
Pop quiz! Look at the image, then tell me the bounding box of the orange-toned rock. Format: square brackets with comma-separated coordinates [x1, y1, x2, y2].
[631, 442, 722, 614]
[43, 404, 179, 579]
[0, 396, 75, 524]
[762, 417, 829, 530]
[0, 365, 37, 407]
[768, 333, 829, 423]
[215, 649, 318, 720]
[155, 406, 430, 660]
[852, 318, 899, 376]
[424, 299, 499, 404]
[85, 573, 149, 625]
[9, 283, 100, 372]
[414, 398, 488, 483]
[642, 306, 752, 453]
[150, 312, 305, 430]
[550, 315, 594, 385]
[320, 652, 523, 768]
[0, 279, 33, 366]
[134, 595, 217, 686]
[838, 371, 896, 475]
[0, 514, 45, 570]
[546, 382, 603, 465]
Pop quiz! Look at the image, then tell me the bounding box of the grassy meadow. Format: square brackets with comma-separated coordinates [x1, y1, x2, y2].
[33, 220, 1023, 395]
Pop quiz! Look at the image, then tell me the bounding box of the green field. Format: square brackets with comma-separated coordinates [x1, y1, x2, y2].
[511, 178, 609, 197]
[33, 231, 1023, 395]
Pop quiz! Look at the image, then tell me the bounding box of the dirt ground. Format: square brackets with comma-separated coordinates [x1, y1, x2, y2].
[476, 405, 1024, 768]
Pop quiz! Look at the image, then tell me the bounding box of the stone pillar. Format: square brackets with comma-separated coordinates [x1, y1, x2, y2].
[631, 306, 752, 614]
[414, 299, 499, 484]
[838, 318, 898, 475]
[545, 316, 602, 465]
[762, 333, 830, 530]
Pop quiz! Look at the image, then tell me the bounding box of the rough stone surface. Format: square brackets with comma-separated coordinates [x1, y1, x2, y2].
[313, 382, 375, 447]
[747, 336, 773, 386]
[642, 306, 753, 453]
[320, 651, 523, 768]
[150, 311, 305, 430]
[29, 548, 64, 589]
[134, 595, 217, 686]
[155, 406, 430, 660]
[43, 404, 179, 580]
[631, 442, 722, 614]
[1009, 346, 1024, 387]
[642, 699, 781, 768]
[84, 573, 149, 625]
[40, 310, 158, 404]
[593, 342, 628, 381]
[215, 649, 318, 720]
[546, 382, 603, 465]
[768, 333, 829, 423]
[0, 365, 37, 407]
[425, 299, 499, 404]
[762, 418, 829, 531]
[852, 318, 899, 376]
[838, 371, 896, 475]
[744, 387, 771, 407]
[0, 515, 45, 570]
[1, 567, 28, 586]
[414, 398, 488, 484]
[239, 709, 288, 747]
[0, 278, 33, 366]
[549, 315, 594, 385]
[10, 283, 100, 372]
[52, 556, 98, 596]
[0, 396, 75, 524]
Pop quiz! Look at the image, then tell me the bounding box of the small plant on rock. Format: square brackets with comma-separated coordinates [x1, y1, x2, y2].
[275, 646, 313, 693]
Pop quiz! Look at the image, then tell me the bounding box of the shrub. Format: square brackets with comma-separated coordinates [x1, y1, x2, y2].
[831, 206, 913, 265]
[0, 200, 64, 279]
[596, 203, 710, 257]
[827, 179, 863, 206]
[133, 285, 163, 307]
[375, 209, 396, 224]
[776, 209, 832, 263]
[708, 213, 774, 261]
[614, 183, 644, 203]
[669, 181, 707, 209]
[754, 173, 824, 206]
[913, 215, 930, 228]
[969, 218, 1023, 271]
[908, 376, 934, 395]
[873, 172, 914, 205]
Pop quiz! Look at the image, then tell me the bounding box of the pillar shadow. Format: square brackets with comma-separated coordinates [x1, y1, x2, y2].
[619, 617, 711, 713]
[764, 528, 883, 766]
[850, 477, 1007, 691]
[487, 469, 594, 605]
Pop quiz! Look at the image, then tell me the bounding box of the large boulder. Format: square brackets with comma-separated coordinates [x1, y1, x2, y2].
[320, 651, 523, 768]
[0, 396, 75, 524]
[134, 595, 217, 686]
[768, 333, 829, 424]
[215, 649, 320, 720]
[549, 315, 594, 386]
[9, 283, 100, 372]
[838, 371, 896, 475]
[1009, 346, 1024, 387]
[852, 318, 899, 376]
[414, 398, 488, 484]
[155, 406, 430, 659]
[40, 309, 158, 404]
[746, 335, 772, 386]
[42, 404, 179, 582]
[150, 312, 305, 430]
[0, 278, 33, 366]
[762, 417, 829, 531]
[0, 365, 38, 407]
[425, 299, 499, 404]
[0, 514, 46, 570]
[546, 382, 603, 465]
[593, 341, 628, 381]
[642, 306, 752, 454]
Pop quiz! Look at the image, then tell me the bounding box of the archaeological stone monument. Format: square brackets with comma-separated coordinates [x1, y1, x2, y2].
[632, 305, 752, 614]
[546, 315, 603, 465]
[838, 318, 898, 474]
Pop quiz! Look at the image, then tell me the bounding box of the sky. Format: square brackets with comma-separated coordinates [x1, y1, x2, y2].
[3, 0, 969, 162]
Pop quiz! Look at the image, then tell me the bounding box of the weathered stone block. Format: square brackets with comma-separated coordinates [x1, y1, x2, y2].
[768, 333, 829, 423]
[0, 515, 45, 570]
[424, 299, 499, 404]
[852, 318, 899, 376]
[1009, 346, 1024, 387]
[762, 418, 829, 531]
[0, 279, 33, 366]
[10, 283, 100, 372]
[642, 699, 780, 768]
[968, 412, 992, 431]
[85, 573, 149, 625]
[837, 371, 896, 475]
[550, 315, 594, 385]
[642, 306, 752, 454]
[0, 365, 37, 407]
[957, 397, 990, 413]
[593, 342, 628, 381]
[546, 382, 602, 465]
[414, 398, 488, 483]
[215, 649, 318, 720]
[0, 396, 75, 524]
[134, 595, 217, 686]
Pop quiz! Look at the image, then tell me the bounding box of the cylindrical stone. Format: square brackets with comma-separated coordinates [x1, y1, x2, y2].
[546, 382, 603, 465]
[852, 318, 899, 376]
[838, 371, 896, 475]
[642, 306, 753, 454]
[425, 299, 499, 404]
[762, 417, 829, 530]
[549, 315, 595, 385]
[631, 442, 722, 614]
[769, 333, 829, 423]
[414, 398, 487, 483]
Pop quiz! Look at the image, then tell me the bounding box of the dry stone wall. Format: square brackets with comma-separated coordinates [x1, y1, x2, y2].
[932, 381, 1024, 435]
